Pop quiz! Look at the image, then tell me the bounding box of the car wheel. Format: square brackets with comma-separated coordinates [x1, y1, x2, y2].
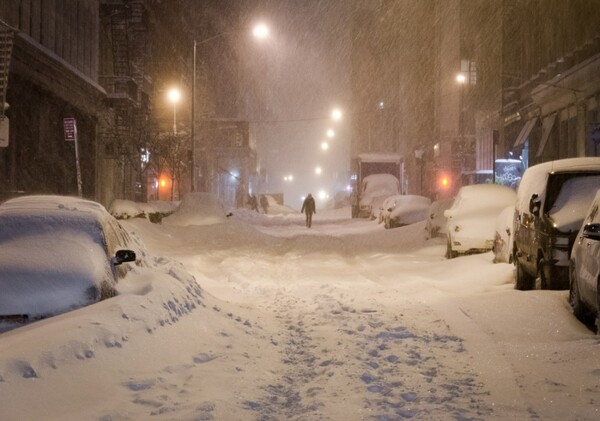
[535, 261, 548, 290]
[515, 261, 534, 290]
[569, 267, 593, 326]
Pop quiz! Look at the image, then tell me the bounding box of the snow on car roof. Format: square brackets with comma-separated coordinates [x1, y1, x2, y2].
[361, 174, 400, 196]
[357, 153, 402, 163]
[0, 195, 108, 248]
[516, 157, 600, 212]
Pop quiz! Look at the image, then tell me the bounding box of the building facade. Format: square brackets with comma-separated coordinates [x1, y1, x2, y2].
[350, 0, 600, 200]
[501, 0, 600, 169]
[0, 1, 103, 201]
[0, 0, 258, 208]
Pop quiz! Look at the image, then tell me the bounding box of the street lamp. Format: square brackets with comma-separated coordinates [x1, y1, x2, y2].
[190, 22, 271, 192]
[167, 88, 181, 136]
[331, 108, 342, 121]
[252, 23, 270, 39]
[326, 129, 335, 138]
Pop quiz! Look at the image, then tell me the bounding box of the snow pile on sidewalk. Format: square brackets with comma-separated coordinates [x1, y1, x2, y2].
[162, 192, 228, 226]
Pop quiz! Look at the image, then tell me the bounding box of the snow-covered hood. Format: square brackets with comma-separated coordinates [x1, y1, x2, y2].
[389, 195, 431, 224]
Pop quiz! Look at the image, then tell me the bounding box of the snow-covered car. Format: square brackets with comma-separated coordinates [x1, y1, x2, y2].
[357, 174, 400, 219]
[492, 206, 515, 264]
[379, 195, 430, 229]
[0, 195, 139, 330]
[514, 157, 600, 290]
[569, 189, 600, 328]
[424, 198, 454, 239]
[444, 184, 517, 258]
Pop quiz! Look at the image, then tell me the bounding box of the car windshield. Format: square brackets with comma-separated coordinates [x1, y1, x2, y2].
[0, 213, 106, 250]
[547, 174, 600, 231]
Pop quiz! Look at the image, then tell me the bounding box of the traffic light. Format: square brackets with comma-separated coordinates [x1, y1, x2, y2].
[438, 173, 451, 190]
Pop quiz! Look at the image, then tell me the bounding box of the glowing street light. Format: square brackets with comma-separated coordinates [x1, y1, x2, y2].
[321, 142, 329, 151]
[167, 88, 181, 136]
[326, 129, 335, 138]
[315, 166, 322, 175]
[190, 22, 271, 192]
[252, 23, 270, 39]
[283, 174, 294, 181]
[456, 73, 466, 84]
[331, 108, 342, 121]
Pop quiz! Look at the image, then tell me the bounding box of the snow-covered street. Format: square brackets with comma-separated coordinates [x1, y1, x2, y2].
[0, 208, 599, 420]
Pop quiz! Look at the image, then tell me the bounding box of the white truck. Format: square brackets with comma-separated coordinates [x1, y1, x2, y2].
[351, 153, 403, 218]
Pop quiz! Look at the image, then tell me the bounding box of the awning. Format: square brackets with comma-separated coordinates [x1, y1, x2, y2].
[535, 113, 557, 158]
[513, 117, 538, 148]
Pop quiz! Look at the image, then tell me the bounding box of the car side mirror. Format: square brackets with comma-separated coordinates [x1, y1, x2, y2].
[528, 194, 541, 216]
[112, 249, 137, 266]
[582, 224, 600, 241]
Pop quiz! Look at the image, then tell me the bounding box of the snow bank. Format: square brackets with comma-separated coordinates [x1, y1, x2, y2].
[108, 199, 179, 220]
[162, 192, 227, 227]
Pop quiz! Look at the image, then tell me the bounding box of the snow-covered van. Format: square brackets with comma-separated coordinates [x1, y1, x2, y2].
[513, 158, 600, 290]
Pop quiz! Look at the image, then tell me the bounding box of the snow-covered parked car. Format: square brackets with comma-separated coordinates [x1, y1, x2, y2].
[513, 157, 600, 290]
[492, 206, 515, 264]
[569, 189, 600, 329]
[425, 198, 454, 239]
[444, 184, 517, 258]
[379, 195, 431, 229]
[0, 195, 139, 330]
[357, 174, 400, 219]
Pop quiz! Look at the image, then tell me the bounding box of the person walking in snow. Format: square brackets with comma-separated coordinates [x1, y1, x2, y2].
[301, 193, 316, 228]
[260, 195, 269, 214]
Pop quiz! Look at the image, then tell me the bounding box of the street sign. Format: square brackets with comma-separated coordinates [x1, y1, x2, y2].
[63, 117, 77, 141]
[63, 117, 83, 196]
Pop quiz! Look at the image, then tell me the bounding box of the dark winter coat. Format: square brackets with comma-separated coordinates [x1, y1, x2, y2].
[301, 195, 316, 215]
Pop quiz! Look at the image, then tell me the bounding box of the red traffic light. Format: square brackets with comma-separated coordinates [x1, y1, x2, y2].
[438, 174, 451, 190]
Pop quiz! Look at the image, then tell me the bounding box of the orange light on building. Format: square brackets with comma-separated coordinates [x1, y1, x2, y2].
[438, 173, 451, 190]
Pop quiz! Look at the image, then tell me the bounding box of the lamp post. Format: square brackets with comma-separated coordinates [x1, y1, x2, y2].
[415, 148, 424, 195]
[456, 73, 467, 174]
[191, 40, 197, 191]
[190, 22, 270, 193]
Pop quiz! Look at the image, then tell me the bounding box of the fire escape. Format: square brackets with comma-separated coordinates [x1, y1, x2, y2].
[100, 0, 149, 200]
[0, 22, 13, 114]
[0, 21, 13, 148]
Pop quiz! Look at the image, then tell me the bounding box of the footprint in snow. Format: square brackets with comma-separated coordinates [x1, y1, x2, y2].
[193, 353, 218, 364]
